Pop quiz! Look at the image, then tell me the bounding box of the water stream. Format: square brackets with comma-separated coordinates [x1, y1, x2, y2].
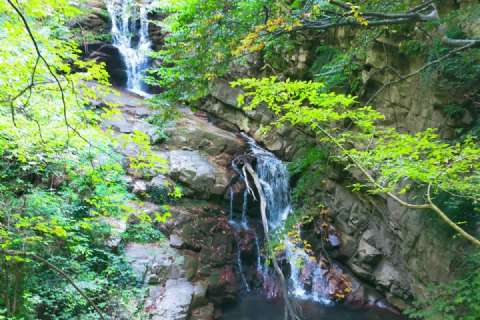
[105, 0, 151, 96]
[228, 135, 405, 319]
[240, 134, 332, 302]
[221, 294, 405, 320]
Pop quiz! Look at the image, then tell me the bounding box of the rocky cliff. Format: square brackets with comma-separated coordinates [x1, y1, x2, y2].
[200, 78, 472, 309]
[78, 0, 478, 315]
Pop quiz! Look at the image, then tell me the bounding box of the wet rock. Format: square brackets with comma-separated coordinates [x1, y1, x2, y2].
[236, 228, 257, 258]
[207, 266, 238, 304]
[190, 303, 214, 320]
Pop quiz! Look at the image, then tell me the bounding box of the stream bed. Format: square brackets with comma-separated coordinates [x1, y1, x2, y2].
[221, 294, 406, 320]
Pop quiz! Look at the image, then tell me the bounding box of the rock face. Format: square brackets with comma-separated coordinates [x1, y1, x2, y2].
[98, 88, 245, 319]
[151, 279, 194, 320]
[201, 79, 470, 309]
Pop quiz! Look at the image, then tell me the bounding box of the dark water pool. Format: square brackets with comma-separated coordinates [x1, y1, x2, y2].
[221, 295, 406, 320]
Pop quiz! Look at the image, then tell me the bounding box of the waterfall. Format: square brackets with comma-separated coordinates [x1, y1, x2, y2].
[241, 134, 332, 304]
[105, 0, 152, 96]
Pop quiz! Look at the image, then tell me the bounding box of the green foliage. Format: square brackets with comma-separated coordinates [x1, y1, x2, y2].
[121, 130, 168, 178]
[427, 44, 480, 93]
[234, 77, 480, 242]
[406, 253, 480, 320]
[288, 147, 329, 203]
[147, 96, 182, 142]
[147, 0, 300, 102]
[122, 222, 166, 243]
[0, 2, 166, 318]
[232, 77, 382, 139]
[310, 46, 362, 93]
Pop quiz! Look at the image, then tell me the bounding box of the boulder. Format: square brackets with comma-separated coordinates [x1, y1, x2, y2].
[209, 79, 243, 108]
[124, 242, 184, 282]
[102, 114, 133, 133]
[132, 120, 162, 144]
[146, 174, 174, 203]
[152, 279, 194, 320]
[356, 238, 382, 265]
[192, 281, 209, 308]
[165, 109, 245, 156]
[131, 179, 148, 195]
[167, 150, 216, 198]
[206, 266, 238, 304]
[170, 234, 185, 249]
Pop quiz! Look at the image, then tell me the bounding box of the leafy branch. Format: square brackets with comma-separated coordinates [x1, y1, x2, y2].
[233, 77, 480, 248]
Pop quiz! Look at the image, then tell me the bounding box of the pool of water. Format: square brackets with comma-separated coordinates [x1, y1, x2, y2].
[221, 294, 407, 320]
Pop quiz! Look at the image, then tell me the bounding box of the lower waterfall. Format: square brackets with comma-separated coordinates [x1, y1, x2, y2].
[231, 134, 333, 303]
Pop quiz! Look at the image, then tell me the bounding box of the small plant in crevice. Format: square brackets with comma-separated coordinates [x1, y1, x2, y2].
[147, 96, 182, 143]
[288, 147, 329, 205]
[122, 222, 166, 243]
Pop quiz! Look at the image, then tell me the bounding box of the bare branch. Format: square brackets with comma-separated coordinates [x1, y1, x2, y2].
[366, 41, 479, 105]
[243, 163, 301, 320]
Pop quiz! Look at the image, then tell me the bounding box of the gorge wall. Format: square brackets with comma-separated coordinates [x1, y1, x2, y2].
[77, 0, 478, 315]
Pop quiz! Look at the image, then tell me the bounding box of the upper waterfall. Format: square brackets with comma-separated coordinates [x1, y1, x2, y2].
[106, 0, 151, 96]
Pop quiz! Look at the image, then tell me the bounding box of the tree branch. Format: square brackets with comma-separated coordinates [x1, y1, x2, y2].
[366, 41, 479, 105]
[0, 249, 106, 319]
[243, 163, 301, 320]
[5, 0, 97, 148]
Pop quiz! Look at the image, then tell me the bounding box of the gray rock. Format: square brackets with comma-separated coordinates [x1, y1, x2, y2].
[373, 260, 404, 290]
[190, 303, 214, 320]
[167, 150, 216, 197]
[153, 279, 194, 320]
[356, 239, 382, 265]
[209, 79, 243, 107]
[132, 179, 148, 195]
[132, 121, 162, 144]
[102, 217, 127, 248]
[191, 281, 209, 308]
[124, 242, 184, 281]
[170, 234, 184, 249]
[164, 109, 245, 156]
[102, 115, 133, 133]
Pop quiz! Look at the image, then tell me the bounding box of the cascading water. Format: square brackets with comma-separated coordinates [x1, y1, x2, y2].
[240, 134, 332, 304]
[105, 0, 152, 96]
